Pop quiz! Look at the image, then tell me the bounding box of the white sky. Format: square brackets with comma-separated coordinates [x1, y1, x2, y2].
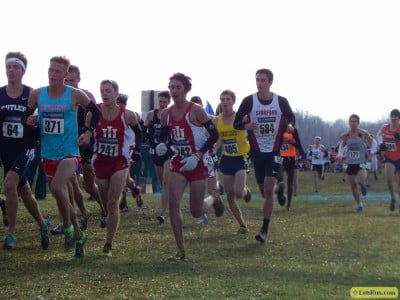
[1, 0, 399, 122]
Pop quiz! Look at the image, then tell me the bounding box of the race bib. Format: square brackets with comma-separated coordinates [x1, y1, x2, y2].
[98, 142, 118, 157]
[2, 121, 24, 138]
[42, 112, 64, 134]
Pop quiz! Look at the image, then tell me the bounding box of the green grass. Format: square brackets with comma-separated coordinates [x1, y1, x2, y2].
[0, 170, 399, 300]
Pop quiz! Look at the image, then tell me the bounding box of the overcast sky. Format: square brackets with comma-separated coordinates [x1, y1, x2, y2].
[1, 0, 399, 123]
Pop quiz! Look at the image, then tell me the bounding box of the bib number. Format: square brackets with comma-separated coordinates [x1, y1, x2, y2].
[2, 122, 23, 138]
[98, 142, 118, 157]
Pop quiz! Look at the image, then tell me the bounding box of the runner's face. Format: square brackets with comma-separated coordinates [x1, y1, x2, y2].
[349, 117, 359, 129]
[220, 94, 234, 112]
[100, 83, 118, 104]
[256, 73, 271, 93]
[168, 79, 187, 102]
[6, 62, 24, 82]
[158, 96, 170, 109]
[391, 115, 399, 125]
[48, 62, 67, 86]
[64, 71, 80, 88]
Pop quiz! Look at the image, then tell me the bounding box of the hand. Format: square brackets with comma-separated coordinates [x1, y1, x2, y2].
[131, 150, 142, 161]
[26, 115, 38, 126]
[155, 143, 168, 156]
[245, 122, 258, 131]
[179, 154, 200, 172]
[78, 131, 91, 146]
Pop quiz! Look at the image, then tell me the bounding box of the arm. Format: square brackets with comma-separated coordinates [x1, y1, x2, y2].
[82, 89, 97, 104]
[279, 97, 296, 126]
[233, 96, 252, 130]
[126, 110, 143, 161]
[22, 89, 40, 126]
[179, 106, 218, 172]
[142, 110, 155, 143]
[293, 128, 305, 158]
[193, 105, 219, 155]
[74, 89, 100, 133]
[376, 124, 385, 144]
[154, 108, 171, 156]
[126, 110, 142, 149]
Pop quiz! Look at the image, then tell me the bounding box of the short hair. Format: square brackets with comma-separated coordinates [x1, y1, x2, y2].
[117, 93, 129, 106]
[220, 89, 236, 103]
[169, 72, 192, 92]
[68, 65, 81, 80]
[190, 96, 203, 106]
[349, 114, 360, 124]
[256, 68, 274, 83]
[158, 90, 171, 100]
[50, 56, 70, 70]
[100, 79, 119, 93]
[390, 109, 400, 118]
[5, 51, 28, 69]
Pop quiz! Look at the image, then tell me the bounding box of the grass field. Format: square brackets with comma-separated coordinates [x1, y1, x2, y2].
[0, 170, 399, 300]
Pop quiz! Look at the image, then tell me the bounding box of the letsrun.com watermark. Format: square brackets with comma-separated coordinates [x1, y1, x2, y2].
[350, 287, 398, 299]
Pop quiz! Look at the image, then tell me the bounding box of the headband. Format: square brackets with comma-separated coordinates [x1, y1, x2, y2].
[6, 57, 26, 71]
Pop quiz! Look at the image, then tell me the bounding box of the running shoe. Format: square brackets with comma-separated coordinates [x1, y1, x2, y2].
[156, 215, 166, 224]
[63, 225, 75, 252]
[167, 249, 186, 261]
[255, 229, 267, 243]
[212, 195, 224, 217]
[132, 186, 143, 208]
[356, 204, 363, 212]
[100, 216, 107, 229]
[103, 243, 112, 256]
[276, 182, 286, 206]
[74, 231, 87, 258]
[80, 211, 92, 231]
[389, 199, 396, 212]
[197, 214, 209, 225]
[40, 219, 50, 250]
[3, 232, 16, 250]
[0, 199, 8, 227]
[237, 226, 249, 234]
[243, 186, 252, 203]
[51, 224, 63, 235]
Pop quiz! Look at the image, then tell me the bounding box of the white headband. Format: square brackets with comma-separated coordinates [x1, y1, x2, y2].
[6, 57, 26, 71]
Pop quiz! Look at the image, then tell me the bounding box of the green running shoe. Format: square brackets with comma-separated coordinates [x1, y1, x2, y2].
[64, 225, 75, 252]
[3, 232, 16, 250]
